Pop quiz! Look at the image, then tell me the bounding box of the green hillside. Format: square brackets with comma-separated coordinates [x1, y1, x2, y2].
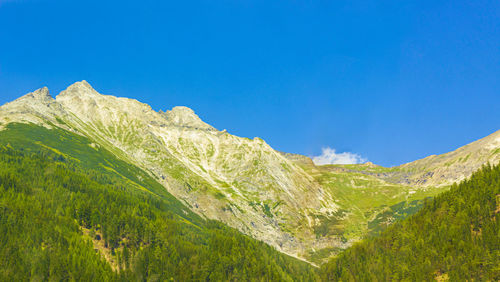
[320, 164, 500, 281]
[0, 126, 317, 280]
[4, 83, 500, 264]
[0, 122, 196, 222]
[1, 93, 499, 280]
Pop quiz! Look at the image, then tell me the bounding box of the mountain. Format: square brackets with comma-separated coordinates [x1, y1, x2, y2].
[0, 141, 317, 281]
[1, 81, 499, 264]
[0, 81, 341, 263]
[395, 131, 500, 186]
[320, 163, 500, 280]
[321, 129, 500, 188]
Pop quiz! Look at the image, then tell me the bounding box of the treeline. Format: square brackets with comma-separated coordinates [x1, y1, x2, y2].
[0, 146, 317, 281]
[320, 164, 500, 281]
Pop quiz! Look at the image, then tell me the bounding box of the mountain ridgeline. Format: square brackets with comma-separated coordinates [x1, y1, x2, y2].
[0, 82, 340, 261]
[1, 81, 499, 271]
[0, 129, 317, 281]
[320, 163, 500, 280]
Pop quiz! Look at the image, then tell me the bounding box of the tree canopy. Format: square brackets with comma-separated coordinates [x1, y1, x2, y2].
[0, 145, 317, 281]
[320, 163, 500, 281]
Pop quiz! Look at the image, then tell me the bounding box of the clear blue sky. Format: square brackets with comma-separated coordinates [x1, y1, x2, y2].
[0, 0, 499, 166]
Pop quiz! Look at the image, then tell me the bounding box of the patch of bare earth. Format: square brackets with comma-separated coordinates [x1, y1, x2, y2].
[495, 194, 500, 214]
[434, 271, 449, 281]
[80, 226, 121, 272]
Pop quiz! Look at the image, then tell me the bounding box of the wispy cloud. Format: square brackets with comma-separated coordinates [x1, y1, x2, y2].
[312, 147, 367, 165]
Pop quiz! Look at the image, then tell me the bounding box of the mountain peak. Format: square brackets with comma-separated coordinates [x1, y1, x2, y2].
[3, 87, 54, 107]
[171, 106, 195, 115]
[362, 161, 379, 168]
[18, 87, 52, 102]
[160, 106, 215, 131]
[0, 86, 69, 130]
[57, 80, 98, 99]
[69, 80, 93, 90]
[32, 86, 51, 99]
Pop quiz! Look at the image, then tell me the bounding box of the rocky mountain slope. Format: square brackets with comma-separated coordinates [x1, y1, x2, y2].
[394, 131, 500, 186]
[0, 133, 317, 281]
[314, 130, 500, 189]
[0, 81, 340, 262]
[320, 163, 500, 280]
[1, 81, 499, 263]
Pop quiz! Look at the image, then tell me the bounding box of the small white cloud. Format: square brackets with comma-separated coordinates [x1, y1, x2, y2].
[312, 147, 367, 165]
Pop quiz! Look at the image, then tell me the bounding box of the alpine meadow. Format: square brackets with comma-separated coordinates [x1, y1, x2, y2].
[0, 81, 498, 280]
[1, 0, 499, 280]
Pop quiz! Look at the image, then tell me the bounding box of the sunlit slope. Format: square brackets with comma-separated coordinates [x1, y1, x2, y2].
[0, 145, 318, 281]
[320, 163, 500, 280]
[395, 130, 500, 186]
[286, 128, 500, 263]
[284, 158, 439, 263]
[329, 132, 500, 188]
[0, 122, 196, 222]
[53, 81, 343, 259]
[2, 81, 500, 264]
[0, 82, 341, 261]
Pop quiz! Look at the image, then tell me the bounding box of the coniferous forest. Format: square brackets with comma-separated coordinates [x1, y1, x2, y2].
[1, 129, 500, 280]
[2, 0, 499, 280]
[0, 146, 317, 281]
[320, 164, 500, 281]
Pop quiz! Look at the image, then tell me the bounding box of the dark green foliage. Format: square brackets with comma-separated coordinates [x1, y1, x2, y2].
[367, 199, 425, 235]
[321, 164, 500, 281]
[313, 210, 347, 238]
[0, 123, 193, 220]
[0, 146, 317, 280]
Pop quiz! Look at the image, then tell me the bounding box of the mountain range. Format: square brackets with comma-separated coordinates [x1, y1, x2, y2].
[1, 81, 499, 264]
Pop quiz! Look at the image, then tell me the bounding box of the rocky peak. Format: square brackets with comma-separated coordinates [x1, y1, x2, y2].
[160, 106, 215, 131]
[31, 86, 51, 100]
[56, 80, 98, 101]
[0, 86, 70, 130]
[1, 87, 58, 111]
[12, 87, 53, 104]
[170, 106, 196, 116]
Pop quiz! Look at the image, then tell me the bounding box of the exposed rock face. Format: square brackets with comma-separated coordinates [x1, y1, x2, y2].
[159, 106, 216, 131]
[1, 80, 499, 263]
[0, 81, 340, 260]
[380, 131, 500, 187]
[0, 87, 68, 130]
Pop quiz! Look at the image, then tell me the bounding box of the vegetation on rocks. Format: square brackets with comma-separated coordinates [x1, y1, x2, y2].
[320, 164, 500, 280]
[0, 145, 318, 281]
[2, 81, 500, 266]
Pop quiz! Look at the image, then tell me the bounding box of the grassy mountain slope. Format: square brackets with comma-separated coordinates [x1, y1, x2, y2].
[320, 164, 500, 281]
[333, 130, 500, 188]
[289, 160, 438, 263]
[288, 130, 500, 263]
[0, 122, 196, 221]
[394, 130, 500, 187]
[0, 82, 342, 261]
[2, 81, 500, 264]
[51, 81, 340, 259]
[0, 141, 317, 280]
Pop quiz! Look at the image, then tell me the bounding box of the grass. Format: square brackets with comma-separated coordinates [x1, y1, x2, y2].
[323, 163, 403, 173]
[313, 212, 346, 237]
[0, 123, 201, 224]
[367, 199, 426, 235]
[302, 164, 449, 244]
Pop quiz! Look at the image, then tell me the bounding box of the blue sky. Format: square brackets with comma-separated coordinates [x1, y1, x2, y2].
[0, 0, 499, 166]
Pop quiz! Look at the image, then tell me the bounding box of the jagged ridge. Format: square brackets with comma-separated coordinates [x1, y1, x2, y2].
[2, 80, 499, 264]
